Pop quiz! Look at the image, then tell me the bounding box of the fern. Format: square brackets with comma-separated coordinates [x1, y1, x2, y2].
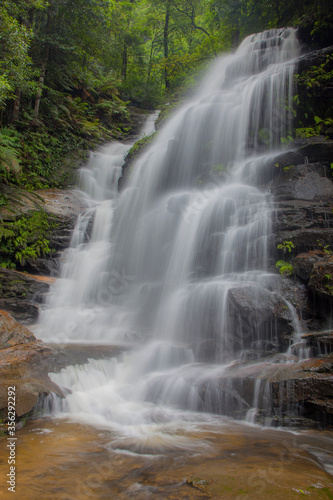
[0, 128, 22, 178]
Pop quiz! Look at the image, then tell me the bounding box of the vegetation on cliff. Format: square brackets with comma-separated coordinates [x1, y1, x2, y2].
[0, 0, 331, 191]
[0, 0, 332, 270]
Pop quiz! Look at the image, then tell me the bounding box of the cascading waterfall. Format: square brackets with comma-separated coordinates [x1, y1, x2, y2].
[37, 28, 302, 443]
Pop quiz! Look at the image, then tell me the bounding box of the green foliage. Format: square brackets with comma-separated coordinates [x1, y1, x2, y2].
[0, 0, 330, 193]
[296, 55, 333, 90]
[277, 241, 296, 253]
[276, 260, 293, 276]
[295, 127, 317, 139]
[127, 131, 157, 159]
[0, 4, 32, 105]
[324, 274, 333, 294]
[317, 242, 333, 255]
[280, 134, 293, 145]
[296, 117, 333, 139]
[0, 211, 56, 268]
[276, 241, 295, 276]
[283, 164, 294, 172]
[0, 128, 21, 179]
[276, 163, 295, 172]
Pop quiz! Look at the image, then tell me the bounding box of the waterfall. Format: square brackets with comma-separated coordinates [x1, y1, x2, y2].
[37, 29, 301, 438]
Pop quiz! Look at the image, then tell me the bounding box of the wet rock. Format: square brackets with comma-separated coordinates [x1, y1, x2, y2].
[273, 200, 333, 235]
[46, 343, 129, 372]
[268, 415, 320, 428]
[0, 311, 62, 418]
[270, 163, 333, 201]
[293, 250, 326, 282]
[0, 269, 52, 323]
[308, 255, 333, 298]
[201, 357, 333, 427]
[287, 138, 333, 164]
[301, 331, 333, 356]
[280, 277, 312, 327]
[227, 285, 294, 353]
[277, 228, 333, 255]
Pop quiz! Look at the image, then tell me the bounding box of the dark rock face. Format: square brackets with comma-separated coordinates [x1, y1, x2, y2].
[301, 331, 333, 357]
[227, 285, 294, 355]
[270, 163, 333, 201]
[309, 256, 333, 298]
[0, 311, 62, 419]
[0, 269, 52, 323]
[272, 156, 333, 325]
[293, 250, 326, 281]
[195, 356, 333, 427]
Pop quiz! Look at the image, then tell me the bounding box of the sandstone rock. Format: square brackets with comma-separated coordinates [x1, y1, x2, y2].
[0, 268, 53, 323]
[0, 311, 62, 418]
[0, 188, 86, 276]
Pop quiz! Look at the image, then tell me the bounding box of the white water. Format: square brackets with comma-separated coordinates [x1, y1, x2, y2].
[37, 29, 302, 445]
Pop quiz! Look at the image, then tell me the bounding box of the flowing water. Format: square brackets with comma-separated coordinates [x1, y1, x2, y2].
[26, 28, 333, 497]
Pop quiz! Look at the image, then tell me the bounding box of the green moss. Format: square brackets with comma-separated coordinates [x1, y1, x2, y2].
[0, 211, 57, 268]
[126, 132, 157, 160]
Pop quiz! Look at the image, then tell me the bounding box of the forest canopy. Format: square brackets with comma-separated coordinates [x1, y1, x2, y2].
[0, 0, 331, 190]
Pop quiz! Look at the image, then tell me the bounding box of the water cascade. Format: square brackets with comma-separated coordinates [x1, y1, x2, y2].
[38, 28, 304, 442]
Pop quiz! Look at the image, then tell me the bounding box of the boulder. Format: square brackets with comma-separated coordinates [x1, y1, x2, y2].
[293, 250, 326, 282]
[0, 311, 62, 418]
[308, 255, 333, 298]
[270, 163, 333, 201]
[0, 268, 53, 323]
[227, 285, 295, 354]
[287, 139, 333, 165]
[196, 356, 333, 426]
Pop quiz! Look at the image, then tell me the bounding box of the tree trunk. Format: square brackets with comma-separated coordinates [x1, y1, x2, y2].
[11, 89, 21, 122]
[121, 45, 128, 80]
[34, 58, 48, 120]
[163, 2, 170, 90]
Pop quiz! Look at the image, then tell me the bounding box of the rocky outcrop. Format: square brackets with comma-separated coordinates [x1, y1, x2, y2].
[0, 311, 62, 422]
[196, 354, 333, 427]
[301, 331, 333, 357]
[227, 285, 294, 355]
[0, 187, 85, 276]
[0, 269, 53, 323]
[271, 150, 333, 330]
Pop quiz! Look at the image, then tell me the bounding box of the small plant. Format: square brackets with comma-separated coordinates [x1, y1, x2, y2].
[280, 134, 293, 145]
[277, 241, 296, 253]
[324, 274, 333, 294]
[284, 164, 294, 172]
[276, 241, 295, 276]
[317, 241, 333, 255]
[296, 55, 333, 90]
[276, 260, 293, 276]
